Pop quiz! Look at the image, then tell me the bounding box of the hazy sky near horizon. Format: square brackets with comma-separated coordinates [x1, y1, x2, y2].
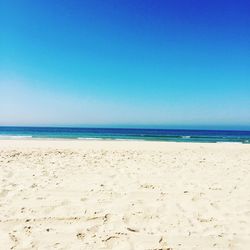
[0, 0, 250, 128]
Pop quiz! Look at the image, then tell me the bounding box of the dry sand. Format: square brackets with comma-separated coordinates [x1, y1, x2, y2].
[0, 139, 250, 250]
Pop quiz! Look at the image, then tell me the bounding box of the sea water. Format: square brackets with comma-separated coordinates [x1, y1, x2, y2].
[0, 126, 250, 143]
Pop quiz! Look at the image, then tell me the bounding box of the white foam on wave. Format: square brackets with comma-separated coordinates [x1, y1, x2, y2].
[0, 135, 33, 139]
[112, 138, 143, 141]
[216, 141, 243, 144]
[77, 137, 142, 142]
[182, 136, 191, 139]
[77, 137, 104, 140]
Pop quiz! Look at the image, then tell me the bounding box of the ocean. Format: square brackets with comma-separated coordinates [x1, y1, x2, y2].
[0, 126, 250, 143]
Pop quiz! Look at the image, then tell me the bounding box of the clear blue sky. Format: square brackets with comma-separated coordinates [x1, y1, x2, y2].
[0, 0, 250, 129]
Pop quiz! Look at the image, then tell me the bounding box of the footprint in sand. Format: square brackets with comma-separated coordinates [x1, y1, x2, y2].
[0, 189, 9, 198]
[9, 233, 19, 249]
[76, 232, 85, 240]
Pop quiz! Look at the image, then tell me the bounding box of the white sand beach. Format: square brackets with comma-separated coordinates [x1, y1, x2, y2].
[0, 139, 250, 249]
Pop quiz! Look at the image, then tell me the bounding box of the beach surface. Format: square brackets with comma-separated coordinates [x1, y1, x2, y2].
[0, 139, 250, 250]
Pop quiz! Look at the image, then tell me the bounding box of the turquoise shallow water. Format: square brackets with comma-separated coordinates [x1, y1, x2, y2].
[0, 126, 250, 143]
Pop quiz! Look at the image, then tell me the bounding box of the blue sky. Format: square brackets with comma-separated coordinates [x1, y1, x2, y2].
[0, 0, 250, 129]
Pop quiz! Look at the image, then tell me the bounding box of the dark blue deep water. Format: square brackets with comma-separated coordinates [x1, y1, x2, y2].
[0, 126, 250, 143]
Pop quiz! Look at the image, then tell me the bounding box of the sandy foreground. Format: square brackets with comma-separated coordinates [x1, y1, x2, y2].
[0, 140, 250, 250]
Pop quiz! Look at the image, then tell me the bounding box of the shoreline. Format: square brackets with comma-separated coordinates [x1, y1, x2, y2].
[0, 137, 249, 145]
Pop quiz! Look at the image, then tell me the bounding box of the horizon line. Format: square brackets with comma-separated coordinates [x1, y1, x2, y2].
[0, 124, 250, 132]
